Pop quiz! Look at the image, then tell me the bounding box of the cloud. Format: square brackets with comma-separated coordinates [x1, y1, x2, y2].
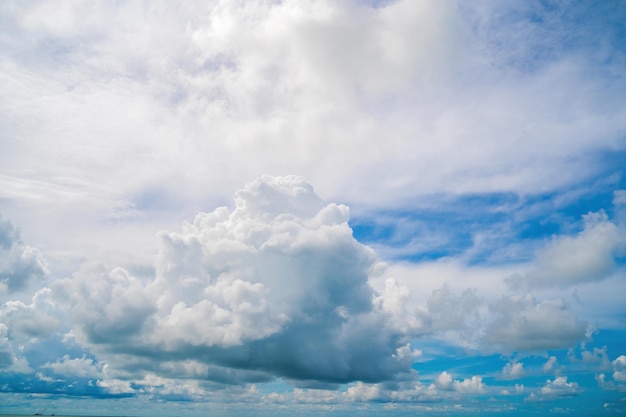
[502, 361, 525, 380]
[482, 293, 587, 352]
[613, 355, 626, 382]
[614, 190, 626, 206]
[452, 376, 486, 394]
[536, 376, 582, 399]
[435, 371, 453, 390]
[344, 381, 383, 403]
[0, 287, 60, 374]
[543, 356, 558, 373]
[50, 176, 421, 387]
[509, 210, 626, 289]
[43, 354, 103, 379]
[596, 355, 626, 392]
[0, 215, 47, 293]
[0, 1, 625, 411]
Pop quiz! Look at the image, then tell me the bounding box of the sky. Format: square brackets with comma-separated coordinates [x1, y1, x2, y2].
[1, 0, 626, 416]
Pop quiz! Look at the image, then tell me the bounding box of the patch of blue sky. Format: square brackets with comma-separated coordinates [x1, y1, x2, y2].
[351, 162, 626, 265]
[350, 193, 518, 261]
[465, 0, 626, 74]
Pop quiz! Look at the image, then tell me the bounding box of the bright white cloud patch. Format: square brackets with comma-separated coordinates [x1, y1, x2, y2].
[613, 355, 626, 383]
[44, 354, 102, 378]
[536, 376, 582, 399]
[453, 376, 486, 394]
[435, 371, 453, 390]
[502, 361, 525, 379]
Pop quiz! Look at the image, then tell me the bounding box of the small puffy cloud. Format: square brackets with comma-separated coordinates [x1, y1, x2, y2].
[510, 210, 626, 289]
[387, 381, 440, 403]
[51, 176, 422, 385]
[575, 346, 611, 371]
[344, 381, 383, 403]
[435, 371, 453, 390]
[543, 356, 558, 373]
[482, 293, 587, 352]
[44, 354, 103, 378]
[596, 358, 626, 393]
[613, 190, 626, 206]
[452, 376, 486, 394]
[0, 215, 47, 293]
[538, 376, 582, 399]
[96, 378, 135, 395]
[502, 361, 525, 379]
[613, 355, 626, 383]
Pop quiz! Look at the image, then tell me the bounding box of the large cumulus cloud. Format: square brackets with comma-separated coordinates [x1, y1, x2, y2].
[52, 176, 423, 386]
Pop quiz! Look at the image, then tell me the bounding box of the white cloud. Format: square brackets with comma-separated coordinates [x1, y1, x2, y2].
[44, 354, 103, 378]
[344, 381, 382, 403]
[482, 294, 587, 352]
[538, 376, 582, 398]
[452, 376, 486, 394]
[50, 176, 421, 385]
[543, 356, 558, 373]
[427, 285, 481, 333]
[0, 215, 47, 294]
[96, 378, 135, 395]
[596, 358, 626, 393]
[613, 190, 626, 206]
[435, 371, 453, 390]
[613, 355, 626, 383]
[510, 210, 626, 289]
[502, 361, 525, 379]
[574, 346, 611, 371]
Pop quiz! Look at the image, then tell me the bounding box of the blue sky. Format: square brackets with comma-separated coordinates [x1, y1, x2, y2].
[1, 0, 626, 416]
